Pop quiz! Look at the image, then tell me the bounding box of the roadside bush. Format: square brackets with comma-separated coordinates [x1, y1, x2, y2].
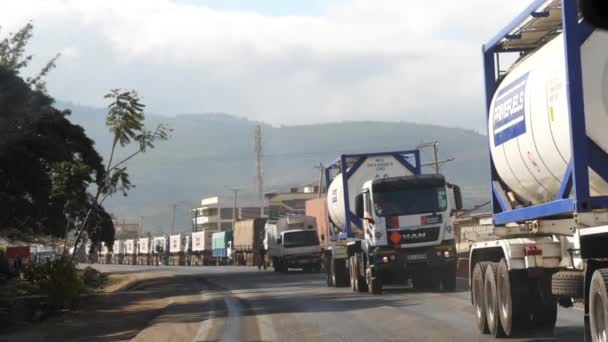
[24, 258, 84, 311]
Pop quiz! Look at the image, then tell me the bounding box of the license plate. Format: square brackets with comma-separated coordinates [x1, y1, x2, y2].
[407, 254, 427, 261]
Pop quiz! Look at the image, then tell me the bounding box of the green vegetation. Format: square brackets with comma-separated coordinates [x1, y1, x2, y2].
[0, 22, 169, 316]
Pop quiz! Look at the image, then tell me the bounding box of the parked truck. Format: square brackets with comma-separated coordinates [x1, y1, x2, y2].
[264, 216, 322, 273]
[212, 231, 233, 265]
[125, 239, 136, 265]
[469, 1, 608, 340]
[112, 240, 125, 264]
[169, 234, 190, 266]
[191, 230, 216, 266]
[233, 218, 267, 266]
[153, 236, 169, 266]
[137, 237, 151, 265]
[323, 150, 462, 294]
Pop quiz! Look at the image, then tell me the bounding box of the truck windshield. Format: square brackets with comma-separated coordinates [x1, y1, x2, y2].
[282, 231, 319, 248]
[373, 187, 447, 217]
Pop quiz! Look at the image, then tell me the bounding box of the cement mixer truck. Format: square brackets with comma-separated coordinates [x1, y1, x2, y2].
[469, 1, 608, 340]
[323, 150, 462, 294]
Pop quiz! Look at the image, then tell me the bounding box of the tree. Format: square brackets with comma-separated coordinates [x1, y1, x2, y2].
[0, 22, 170, 256]
[69, 90, 170, 260]
[0, 66, 106, 241]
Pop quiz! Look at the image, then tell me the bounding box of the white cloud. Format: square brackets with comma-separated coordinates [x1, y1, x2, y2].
[0, 0, 532, 129]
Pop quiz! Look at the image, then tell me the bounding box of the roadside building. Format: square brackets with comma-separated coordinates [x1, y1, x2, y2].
[114, 222, 140, 239]
[192, 196, 264, 232]
[265, 187, 318, 220]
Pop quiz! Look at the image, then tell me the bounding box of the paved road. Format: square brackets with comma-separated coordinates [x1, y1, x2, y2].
[5, 265, 585, 342]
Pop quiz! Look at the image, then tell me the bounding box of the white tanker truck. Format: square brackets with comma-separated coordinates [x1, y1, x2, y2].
[323, 150, 462, 294]
[470, 1, 608, 340]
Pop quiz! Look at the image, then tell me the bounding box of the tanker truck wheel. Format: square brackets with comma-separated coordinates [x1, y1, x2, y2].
[484, 262, 505, 337]
[441, 265, 457, 292]
[331, 258, 349, 287]
[589, 269, 608, 342]
[472, 262, 490, 334]
[496, 259, 530, 337]
[366, 267, 382, 295]
[272, 257, 280, 273]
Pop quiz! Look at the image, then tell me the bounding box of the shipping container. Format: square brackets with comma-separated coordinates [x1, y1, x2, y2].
[212, 231, 233, 263]
[191, 230, 215, 265]
[233, 218, 267, 266]
[305, 198, 330, 249]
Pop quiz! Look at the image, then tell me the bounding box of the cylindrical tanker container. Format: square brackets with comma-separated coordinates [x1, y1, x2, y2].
[326, 155, 416, 234]
[489, 30, 608, 205]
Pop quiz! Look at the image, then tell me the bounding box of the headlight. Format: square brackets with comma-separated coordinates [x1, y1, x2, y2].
[382, 256, 389, 263]
[390, 255, 396, 261]
[436, 251, 442, 257]
[444, 251, 451, 258]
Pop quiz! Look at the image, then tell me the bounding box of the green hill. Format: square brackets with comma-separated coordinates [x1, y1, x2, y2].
[61, 102, 490, 233]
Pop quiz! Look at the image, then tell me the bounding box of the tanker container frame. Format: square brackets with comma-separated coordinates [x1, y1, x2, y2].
[323, 150, 462, 295]
[469, 1, 608, 340]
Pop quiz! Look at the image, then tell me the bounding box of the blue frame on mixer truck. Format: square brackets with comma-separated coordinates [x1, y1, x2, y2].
[323, 150, 421, 240]
[483, 0, 608, 225]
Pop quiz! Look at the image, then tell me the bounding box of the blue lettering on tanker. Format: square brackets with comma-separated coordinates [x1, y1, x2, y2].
[493, 73, 529, 146]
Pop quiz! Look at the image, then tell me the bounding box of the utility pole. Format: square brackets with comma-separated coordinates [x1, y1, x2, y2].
[231, 188, 239, 230]
[139, 216, 144, 238]
[432, 142, 440, 175]
[314, 163, 325, 198]
[254, 125, 264, 203]
[417, 141, 454, 174]
[170, 204, 176, 235]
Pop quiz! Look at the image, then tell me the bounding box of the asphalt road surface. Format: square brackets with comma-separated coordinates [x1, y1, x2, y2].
[5, 265, 585, 342]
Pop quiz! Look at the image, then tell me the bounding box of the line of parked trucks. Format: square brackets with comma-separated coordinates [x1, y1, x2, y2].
[94, 216, 324, 272]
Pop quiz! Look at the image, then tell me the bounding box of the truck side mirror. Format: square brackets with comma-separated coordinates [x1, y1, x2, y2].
[355, 194, 364, 219]
[453, 185, 463, 211]
[582, 0, 608, 30]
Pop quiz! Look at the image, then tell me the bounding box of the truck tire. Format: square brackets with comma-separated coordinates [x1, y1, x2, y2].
[366, 267, 382, 295]
[349, 258, 358, 292]
[484, 262, 505, 337]
[472, 262, 490, 334]
[273, 257, 280, 273]
[590, 269, 608, 342]
[497, 258, 530, 337]
[442, 265, 457, 292]
[355, 255, 368, 293]
[552, 271, 584, 298]
[332, 258, 349, 287]
[531, 272, 558, 331]
[325, 257, 333, 286]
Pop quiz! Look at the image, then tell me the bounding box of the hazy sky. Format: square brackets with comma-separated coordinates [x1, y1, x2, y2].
[1, 0, 532, 129]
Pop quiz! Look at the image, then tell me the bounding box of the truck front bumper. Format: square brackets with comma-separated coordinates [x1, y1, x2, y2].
[373, 240, 457, 274]
[283, 254, 322, 266]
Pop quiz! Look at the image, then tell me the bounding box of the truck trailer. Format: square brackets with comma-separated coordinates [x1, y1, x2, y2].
[324, 150, 462, 294]
[152, 236, 169, 266]
[191, 230, 216, 266]
[264, 216, 322, 273]
[137, 237, 151, 265]
[212, 231, 233, 265]
[469, 1, 608, 340]
[169, 234, 190, 266]
[233, 218, 267, 266]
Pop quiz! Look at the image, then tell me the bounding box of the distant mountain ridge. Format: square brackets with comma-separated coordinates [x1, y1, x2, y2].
[59, 101, 490, 234]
